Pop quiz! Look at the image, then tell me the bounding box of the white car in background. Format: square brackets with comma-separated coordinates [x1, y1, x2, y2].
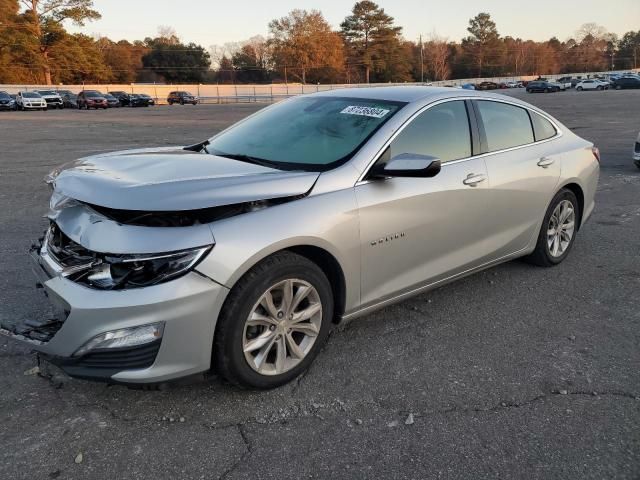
[35, 90, 64, 109]
[16, 91, 47, 110]
[575, 79, 609, 91]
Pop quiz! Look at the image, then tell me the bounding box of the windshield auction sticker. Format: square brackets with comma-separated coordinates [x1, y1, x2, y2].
[340, 105, 390, 118]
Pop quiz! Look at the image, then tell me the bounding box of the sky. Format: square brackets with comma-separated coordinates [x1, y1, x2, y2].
[70, 0, 639, 46]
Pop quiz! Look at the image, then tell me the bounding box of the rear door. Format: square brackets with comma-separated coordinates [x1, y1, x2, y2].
[356, 100, 494, 307]
[473, 100, 561, 258]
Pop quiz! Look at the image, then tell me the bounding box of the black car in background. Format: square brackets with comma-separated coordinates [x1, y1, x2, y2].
[475, 81, 499, 91]
[167, 91, 198, 105]
[109, 91, 130, 106]
[77, 90, 108, 109]
[110, 92, 150, 107]
[0, 91, 17, 111]
[127, 93, 152, 107]
[138, 93, 155, 106]
[526, 80, 560, 93]
[103, 93, 121, 107]
[612, 77, 640, 90]
[62, 93, 79, 109]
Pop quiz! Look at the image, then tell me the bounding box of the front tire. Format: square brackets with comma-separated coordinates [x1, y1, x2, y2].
[214, 251, 333, 389]
[577, 86, 583, 91]
[525, 188, 580, 267]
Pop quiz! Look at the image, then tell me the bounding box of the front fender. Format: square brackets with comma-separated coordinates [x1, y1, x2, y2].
[195, 189, 361, 313]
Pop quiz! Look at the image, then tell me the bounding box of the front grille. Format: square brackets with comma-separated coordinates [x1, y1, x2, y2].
[44, 98, 60, 103]
[47, 223, 97, 268]
[75, 340, 161, 369]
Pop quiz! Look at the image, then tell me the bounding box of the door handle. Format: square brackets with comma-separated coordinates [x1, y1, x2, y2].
[463, 173, 486, 186]
[537, 157, 555, 168]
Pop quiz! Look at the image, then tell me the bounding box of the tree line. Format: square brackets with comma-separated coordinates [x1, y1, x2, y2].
[1, 0, 638, 85]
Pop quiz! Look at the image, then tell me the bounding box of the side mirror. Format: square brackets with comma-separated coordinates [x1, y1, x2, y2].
[375, 153, 442, 178]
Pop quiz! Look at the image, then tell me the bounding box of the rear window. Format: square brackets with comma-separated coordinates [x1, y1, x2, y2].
[476, 101, 534, 152]
[530, 112, 557, 141]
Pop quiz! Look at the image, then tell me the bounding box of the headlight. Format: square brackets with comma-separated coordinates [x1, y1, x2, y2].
[73, 246, 212, 290]
[73, 322, 164, 357]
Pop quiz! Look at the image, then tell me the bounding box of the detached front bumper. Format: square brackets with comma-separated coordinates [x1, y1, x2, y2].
[1, 245, 229, 384]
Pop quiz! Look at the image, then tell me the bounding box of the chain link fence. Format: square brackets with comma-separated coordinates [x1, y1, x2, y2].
[1, 69, 638, 104]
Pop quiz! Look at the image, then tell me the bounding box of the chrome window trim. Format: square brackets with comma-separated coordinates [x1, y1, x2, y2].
[356, 96, 563, 184]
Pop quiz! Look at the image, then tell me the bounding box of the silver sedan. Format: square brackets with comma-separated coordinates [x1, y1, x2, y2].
[3, 87, 600, 389]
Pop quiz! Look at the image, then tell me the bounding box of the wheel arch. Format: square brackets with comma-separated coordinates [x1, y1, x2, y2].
[557, 181, 585, 229]
[286, 245, 347, 323]
[204, 240, 351, 323]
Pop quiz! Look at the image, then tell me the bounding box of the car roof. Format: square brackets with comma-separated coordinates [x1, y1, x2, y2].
[311, 86, 525, 104]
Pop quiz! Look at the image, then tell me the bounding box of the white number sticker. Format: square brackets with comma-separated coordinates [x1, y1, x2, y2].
[340, 105, 390, 118]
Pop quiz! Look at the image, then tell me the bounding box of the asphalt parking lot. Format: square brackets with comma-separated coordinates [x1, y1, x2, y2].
[1, 88, 639, 480]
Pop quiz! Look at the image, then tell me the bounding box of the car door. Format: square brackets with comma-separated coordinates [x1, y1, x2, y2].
[472, 100, 561, 258]
[355, 100, 494, 307]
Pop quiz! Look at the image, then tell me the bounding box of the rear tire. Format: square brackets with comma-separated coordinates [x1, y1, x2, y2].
[213, 251, 333, 389]
[525, 188, 580, 267]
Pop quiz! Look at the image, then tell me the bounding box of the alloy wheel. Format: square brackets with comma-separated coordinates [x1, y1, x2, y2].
[243, 278, 322, 376]
[547, 200, 575, 258]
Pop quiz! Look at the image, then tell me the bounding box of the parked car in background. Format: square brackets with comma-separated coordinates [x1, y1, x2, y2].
[556, 77, 573, 89]
[77, 90, 108, 109]
[62, 93, 79, 109]
[34, 90, 64, 109]
[167, 91, 198, 105]
[504, 81, 520, 88]
[475, 81, 499, 91]
[16, 91, 47, 110]
[127, 93, 152, 107]
[526, 81, 560, 93]
[576, 79, 609, 91]
[14, 88, 600, 388]
[109, 91, 130, 106]
[104, 93, 121, 108]
[634, 131, 640, 169]
[549, 81, 566, 91]
[138, 93, 156, 106]
[570, 78, 583, 88]
[460, 83, 476, 90]
[612, 77, 640, 90]
[0, 91, 17, 111]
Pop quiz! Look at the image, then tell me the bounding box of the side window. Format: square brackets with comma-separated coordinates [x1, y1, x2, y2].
[530, 112, 557, 141]
[389, 101, 472, 163]
[476, 101, 534, 152]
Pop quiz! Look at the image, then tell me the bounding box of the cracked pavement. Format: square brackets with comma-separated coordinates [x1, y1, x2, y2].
[1, 90, 639, 479]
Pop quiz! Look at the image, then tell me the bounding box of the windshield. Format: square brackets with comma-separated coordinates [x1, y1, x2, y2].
[207, 96, 405, 171]
[85, 91, 102, 97]
[22, 92, 40, 98]
[0, 92, 9, 99]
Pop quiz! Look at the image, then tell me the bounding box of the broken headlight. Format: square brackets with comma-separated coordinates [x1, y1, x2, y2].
[71, 246, 212, 290]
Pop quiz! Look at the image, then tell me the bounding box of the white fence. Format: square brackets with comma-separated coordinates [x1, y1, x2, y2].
[1, 69, 637, 105]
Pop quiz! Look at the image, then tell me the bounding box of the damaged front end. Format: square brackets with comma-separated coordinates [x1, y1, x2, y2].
[1, 148, 318, 383]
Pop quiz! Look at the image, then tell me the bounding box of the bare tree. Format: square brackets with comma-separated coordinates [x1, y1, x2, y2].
[425, 33, 450, 80]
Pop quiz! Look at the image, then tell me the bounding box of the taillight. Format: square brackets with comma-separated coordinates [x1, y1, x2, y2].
[592, 146, 600, 163]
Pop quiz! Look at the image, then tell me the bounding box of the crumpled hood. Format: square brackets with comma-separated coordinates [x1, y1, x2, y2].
[51, 147, 320, 211]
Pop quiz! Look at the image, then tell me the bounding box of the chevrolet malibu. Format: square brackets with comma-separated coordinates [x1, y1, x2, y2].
[2, 87, 600, 389]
